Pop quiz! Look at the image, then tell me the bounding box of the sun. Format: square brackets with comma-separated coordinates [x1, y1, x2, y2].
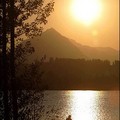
[71, 0, 102, 25]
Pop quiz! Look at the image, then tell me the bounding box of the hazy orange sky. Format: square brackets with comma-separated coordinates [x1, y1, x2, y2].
[44, 0, 119, 50]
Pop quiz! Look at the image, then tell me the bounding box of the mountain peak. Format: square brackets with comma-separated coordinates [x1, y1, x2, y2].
[43, 28, 63, 38]
[45, 28, 58, 33]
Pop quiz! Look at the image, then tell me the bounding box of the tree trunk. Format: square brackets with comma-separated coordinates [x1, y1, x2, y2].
[10, 0, 18, 119]
[1, 0, 9, 119]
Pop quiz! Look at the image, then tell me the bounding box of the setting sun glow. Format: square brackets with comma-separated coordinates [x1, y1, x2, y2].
[71, 0, 102, 25]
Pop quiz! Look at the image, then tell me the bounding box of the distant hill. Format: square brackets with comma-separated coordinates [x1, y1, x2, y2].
[71, 40, 119, 62]
[26, 28, 119, 62]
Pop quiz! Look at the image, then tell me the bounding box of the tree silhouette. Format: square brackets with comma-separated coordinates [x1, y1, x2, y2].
[0, 0, 54, 119]
[0, 1, 9, 120]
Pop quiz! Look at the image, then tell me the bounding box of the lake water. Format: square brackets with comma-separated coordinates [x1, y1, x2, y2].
[41, 91, 119, 120]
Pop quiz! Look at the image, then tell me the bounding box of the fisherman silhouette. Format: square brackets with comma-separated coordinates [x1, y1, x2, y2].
[66, 115, 72, 120]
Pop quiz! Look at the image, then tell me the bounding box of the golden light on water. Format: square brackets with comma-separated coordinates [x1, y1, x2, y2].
[70, 91, 98, 120]
[70, 0, 102, 25]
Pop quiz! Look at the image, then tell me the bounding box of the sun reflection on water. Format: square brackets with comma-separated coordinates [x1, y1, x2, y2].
[70, 91, 98, 120]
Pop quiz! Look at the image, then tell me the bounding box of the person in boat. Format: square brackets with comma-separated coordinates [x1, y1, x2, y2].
[66, 115, 72, 120]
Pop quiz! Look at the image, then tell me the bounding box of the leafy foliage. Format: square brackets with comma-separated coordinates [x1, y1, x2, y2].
[4, 0, 54, 38]
[0, 0, 55, 119]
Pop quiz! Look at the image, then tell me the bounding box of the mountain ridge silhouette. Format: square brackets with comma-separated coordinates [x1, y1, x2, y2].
[26, 28, 119, 62]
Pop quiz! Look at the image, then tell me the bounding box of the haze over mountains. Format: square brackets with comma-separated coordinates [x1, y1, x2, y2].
[27, 28, 119, 62]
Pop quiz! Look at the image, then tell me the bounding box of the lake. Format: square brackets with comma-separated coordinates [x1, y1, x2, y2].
[41, 91, 119, 120]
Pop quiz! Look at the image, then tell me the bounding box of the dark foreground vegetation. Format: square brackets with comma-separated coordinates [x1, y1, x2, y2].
[0, 0, 54, 119]
[0, 90, 45, 119]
